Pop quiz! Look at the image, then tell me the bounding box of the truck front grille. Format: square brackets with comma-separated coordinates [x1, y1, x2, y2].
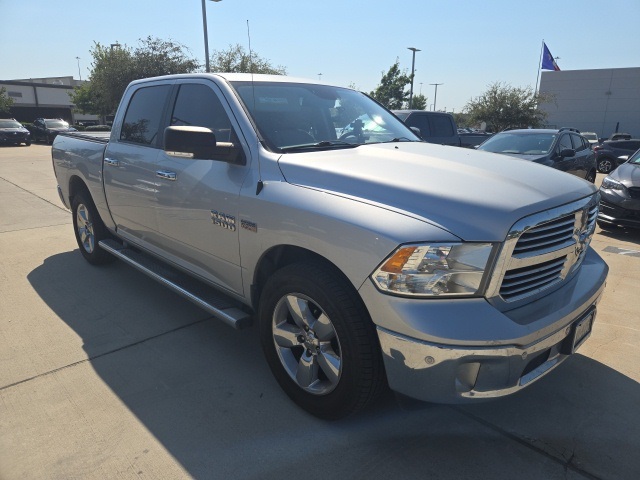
[488, 194, 599, 305]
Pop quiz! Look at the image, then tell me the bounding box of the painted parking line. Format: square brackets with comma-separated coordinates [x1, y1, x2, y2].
[603, 246, 640, 257]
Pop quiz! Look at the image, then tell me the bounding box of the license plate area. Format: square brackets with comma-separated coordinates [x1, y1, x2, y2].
[561, 307, 596, 355]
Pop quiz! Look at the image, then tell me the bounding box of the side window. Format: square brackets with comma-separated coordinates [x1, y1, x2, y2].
[571, 134, 585, 151]
[170, 83, 234, 143]
[406, 114, 430, 137]
[429, 115, 454, 137]
[558, 134, 572, 152]
[120, 85, 171, 146]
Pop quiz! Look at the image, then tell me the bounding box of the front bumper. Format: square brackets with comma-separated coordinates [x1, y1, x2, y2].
[363, 247, 608, 403]
[598, 198, 640, 229]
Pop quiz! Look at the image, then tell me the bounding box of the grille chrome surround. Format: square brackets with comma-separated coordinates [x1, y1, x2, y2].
[487, 194, 599, 306]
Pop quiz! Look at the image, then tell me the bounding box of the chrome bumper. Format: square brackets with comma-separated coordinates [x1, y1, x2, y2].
[379, 307, 595, 403]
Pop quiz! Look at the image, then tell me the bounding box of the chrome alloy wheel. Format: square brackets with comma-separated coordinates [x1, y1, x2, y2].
[76, 204, 95, 253]
[272, 293, 342, 395]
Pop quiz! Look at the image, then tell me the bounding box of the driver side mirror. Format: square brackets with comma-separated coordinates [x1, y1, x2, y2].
[164, 126, 244, 164]
[559, 148, 576, 158]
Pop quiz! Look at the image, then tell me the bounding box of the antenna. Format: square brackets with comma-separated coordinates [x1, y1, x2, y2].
[247, 19, 264, 195]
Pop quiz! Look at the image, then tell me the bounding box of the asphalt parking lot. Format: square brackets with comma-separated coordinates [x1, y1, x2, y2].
[1, 144, 639, 480]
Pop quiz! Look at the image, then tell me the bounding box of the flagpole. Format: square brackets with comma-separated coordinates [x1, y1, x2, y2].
[534, 39, 544, 95]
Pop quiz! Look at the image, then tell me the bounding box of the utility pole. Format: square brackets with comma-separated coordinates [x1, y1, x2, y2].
[407, 47, 421, 109]
[430, 83, 443, 111]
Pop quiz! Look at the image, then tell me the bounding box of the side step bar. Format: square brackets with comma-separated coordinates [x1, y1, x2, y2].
[99, 239, 252, 330]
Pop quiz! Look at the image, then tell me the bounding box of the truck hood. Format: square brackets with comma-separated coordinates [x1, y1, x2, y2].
[277, 142, 596, 241]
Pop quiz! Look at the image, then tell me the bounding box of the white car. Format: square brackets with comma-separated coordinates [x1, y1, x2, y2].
[582, 132, 599, 145]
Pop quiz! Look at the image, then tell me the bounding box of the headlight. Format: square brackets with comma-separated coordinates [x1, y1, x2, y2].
[372, 243, 494, 297]
[601, 177, 626, 193]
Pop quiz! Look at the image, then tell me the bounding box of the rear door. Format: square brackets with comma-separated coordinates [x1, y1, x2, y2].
[103, 82, 173, 249]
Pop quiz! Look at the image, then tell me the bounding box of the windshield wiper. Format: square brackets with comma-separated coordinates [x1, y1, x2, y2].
[280, 140, 359, 152]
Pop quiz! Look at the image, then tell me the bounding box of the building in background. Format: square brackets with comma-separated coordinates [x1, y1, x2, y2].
[538, 67, 640, 139]
[0, 76, 99, 125]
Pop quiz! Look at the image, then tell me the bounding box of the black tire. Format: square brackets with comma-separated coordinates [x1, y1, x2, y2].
[598, 158, 614, 174]
[71, 190, 115, 265]
[585, 169, 596, 183]
[259, 261, 386, 420]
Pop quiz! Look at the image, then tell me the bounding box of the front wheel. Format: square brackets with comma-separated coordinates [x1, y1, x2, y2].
[259, 261, 385, 419]
[585, 169, 596, 183]
[71, 191, 114, 265]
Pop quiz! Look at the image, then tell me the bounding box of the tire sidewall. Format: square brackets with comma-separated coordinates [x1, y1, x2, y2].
[71, 191, 113, 265]
[259, 262, 382, 419]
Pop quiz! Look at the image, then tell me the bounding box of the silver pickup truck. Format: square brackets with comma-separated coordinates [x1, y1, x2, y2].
[52, 73, 608, 419]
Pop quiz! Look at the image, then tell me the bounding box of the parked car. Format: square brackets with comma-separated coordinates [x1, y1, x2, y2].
[593, 139, 640, 173]
[392, 110, 461, 146]
[31, 118, 76, 144]
[0, 118, 31, 146]
[598, 148, 640, 229]
[608, 133, 632, 141]
[476, 128, 597, 182]
[581, 132, 599, 145]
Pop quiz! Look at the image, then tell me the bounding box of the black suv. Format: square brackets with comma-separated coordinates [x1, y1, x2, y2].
[31, 118, 75, 144]
[593, 139, 640, 174]
[477, 128, 597, 182]
[0, 118, 31, 146]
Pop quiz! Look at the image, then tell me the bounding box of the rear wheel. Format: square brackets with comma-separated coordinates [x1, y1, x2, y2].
[259, 261, 385, 419]
[71, 191, 114, 265]
[598, 158, 614, 174]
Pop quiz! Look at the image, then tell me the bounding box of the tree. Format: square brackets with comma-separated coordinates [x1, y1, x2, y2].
[411, 94, 427, 110]
[369, 60, 411, 110]
[209, 44, 286, 74]
[464, 82, 551, 132]
[0, 87, 13, 114]
[70, 37, 199, 116]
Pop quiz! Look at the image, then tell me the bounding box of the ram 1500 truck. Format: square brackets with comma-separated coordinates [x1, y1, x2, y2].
[52, 74, 608, 419]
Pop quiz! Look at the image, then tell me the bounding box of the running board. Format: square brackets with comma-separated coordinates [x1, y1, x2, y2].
[99, 239, 252, 330]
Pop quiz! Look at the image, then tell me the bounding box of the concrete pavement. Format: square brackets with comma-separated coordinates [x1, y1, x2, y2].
[1, 144, 638, 479]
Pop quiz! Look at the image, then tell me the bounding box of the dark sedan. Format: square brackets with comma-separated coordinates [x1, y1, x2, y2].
[598, 148, 640, 229]
[0, 119, 31, 146]
[593, 139, 640, 174]
[31, 118, 75, 144]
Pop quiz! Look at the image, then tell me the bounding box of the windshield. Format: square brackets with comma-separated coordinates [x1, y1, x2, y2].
[0, 120, 23, 128]
[478, 132, 556, 155]
[628, 148, 640, 165]
[45, 120, 69, 128]
[230, 82, 419, 151]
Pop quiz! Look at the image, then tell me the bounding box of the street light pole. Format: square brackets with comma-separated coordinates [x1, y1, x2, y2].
[407, 47, 420, 109]
[76, 57, 81, 81]
[202, 0, 222, 73]
[430, 83, 443, 111]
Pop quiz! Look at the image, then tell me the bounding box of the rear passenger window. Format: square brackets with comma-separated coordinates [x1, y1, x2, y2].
[120, 85, 171, 146]
[429, 115, 454, 137]
[170, 83, 235, 142]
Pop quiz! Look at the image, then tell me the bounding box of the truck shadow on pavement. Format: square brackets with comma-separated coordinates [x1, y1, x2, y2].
[28, 251, 640, 480]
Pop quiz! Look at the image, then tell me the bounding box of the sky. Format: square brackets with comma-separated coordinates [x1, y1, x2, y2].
[1, 0, 639, 112]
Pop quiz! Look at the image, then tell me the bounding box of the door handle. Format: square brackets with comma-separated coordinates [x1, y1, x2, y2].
[104, 157, 120, 167]
[156, 170, 177, 181]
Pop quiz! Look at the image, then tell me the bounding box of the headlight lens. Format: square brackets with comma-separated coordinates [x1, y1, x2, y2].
[372, 243, 494, 297]
[601, 176, 626, 193]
